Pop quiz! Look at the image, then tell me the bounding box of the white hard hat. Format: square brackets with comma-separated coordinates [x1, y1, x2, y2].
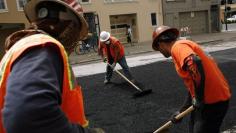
[100, 31, 110, 42]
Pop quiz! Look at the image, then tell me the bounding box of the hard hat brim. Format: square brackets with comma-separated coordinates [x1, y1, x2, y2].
[100, 32, 110, 42]
[152, 37, 160, 51]
[152, 28, 179, 51]
[24, 0, 88, 40]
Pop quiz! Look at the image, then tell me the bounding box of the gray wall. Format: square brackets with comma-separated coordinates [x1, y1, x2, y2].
[162, 0, 220, 34]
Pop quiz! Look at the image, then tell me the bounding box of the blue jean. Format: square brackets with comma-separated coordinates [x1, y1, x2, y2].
[105, 56, 133, 81]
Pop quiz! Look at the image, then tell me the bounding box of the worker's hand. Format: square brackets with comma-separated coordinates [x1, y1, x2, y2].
[110, 63, 116, 69]
[103, 57, 107, 63]
[170, 111, 182, 124]
[192, 98, 204, 111]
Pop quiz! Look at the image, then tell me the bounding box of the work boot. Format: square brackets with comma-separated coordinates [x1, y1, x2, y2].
[87, 128, 105, 133]
[104, 79, 110, 84]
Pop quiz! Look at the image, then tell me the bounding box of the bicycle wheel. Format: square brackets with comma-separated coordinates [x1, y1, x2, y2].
[74, 44, 85, 55]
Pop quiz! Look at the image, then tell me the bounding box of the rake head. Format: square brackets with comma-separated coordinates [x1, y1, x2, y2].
[133, 89, 152, 98]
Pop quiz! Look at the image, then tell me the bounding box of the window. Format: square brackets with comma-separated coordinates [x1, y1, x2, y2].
[104, 0, 136, 3]
[16, 0, 27, 11]
[0, 0, 7, 12]
[166, 0, 185, 2]
[81, 0, 89, 2]
[79, 0, 91, 4]
[151, 13, 157, 26]
[110, 24, 127, 29]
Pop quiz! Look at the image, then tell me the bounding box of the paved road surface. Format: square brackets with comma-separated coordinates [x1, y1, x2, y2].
[76, 47, 236, 133]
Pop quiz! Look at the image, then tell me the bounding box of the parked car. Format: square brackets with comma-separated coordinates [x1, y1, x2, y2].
[227, 15, 236, 22]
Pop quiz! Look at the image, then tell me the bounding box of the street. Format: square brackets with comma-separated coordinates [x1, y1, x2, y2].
[2, 1, 236, 133]
[74, 41, 236, 133]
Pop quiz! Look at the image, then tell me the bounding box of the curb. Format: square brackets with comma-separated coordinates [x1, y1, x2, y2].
[196, 39, 224, 45]
[71, 37, 236, 65]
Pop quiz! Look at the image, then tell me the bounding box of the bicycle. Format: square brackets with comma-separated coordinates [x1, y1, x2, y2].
[74, 40, 90, 55]
[74, 38, 98, 55]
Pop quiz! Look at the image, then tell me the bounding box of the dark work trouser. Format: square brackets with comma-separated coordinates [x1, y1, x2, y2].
[105, 56, 133, 81]
[189, 100, 229, 133]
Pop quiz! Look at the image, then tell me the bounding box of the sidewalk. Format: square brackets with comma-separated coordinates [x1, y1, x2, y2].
[69, 30, 236, 65]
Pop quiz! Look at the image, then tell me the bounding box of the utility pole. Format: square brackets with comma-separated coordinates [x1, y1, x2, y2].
[225, 0, 228, 31]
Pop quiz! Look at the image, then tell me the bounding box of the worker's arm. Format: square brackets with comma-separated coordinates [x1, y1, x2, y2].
[183, 54, 205, 109]
[98, 42, 103, 56]
[112, 41, 121, 63]
[171, 55, 205, 123]
[98, 42, 107, 62]
[3, 45, 86, 133]
[171, 92, 192, 124]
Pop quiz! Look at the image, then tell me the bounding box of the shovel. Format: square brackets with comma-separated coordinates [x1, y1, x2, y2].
[153, 106, 194, 133]
[107, 63, 152, 97]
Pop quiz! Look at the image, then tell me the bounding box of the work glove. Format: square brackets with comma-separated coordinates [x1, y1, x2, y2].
[110, 63, 116, 69]
[192, 98, 204, 111]
[170, 111, 183, 124]
[103, 57, 107, 63]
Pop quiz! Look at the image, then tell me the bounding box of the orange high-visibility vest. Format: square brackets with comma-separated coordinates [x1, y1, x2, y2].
[0, 34, 88, 133]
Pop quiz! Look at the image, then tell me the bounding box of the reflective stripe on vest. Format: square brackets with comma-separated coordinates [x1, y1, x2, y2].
[0, 34, 88, 133]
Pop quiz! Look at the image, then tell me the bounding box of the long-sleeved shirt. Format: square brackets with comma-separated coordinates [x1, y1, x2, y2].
[98, 36, 125, 63]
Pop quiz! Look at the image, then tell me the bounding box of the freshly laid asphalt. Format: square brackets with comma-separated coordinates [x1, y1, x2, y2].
[77, 48, 236, 133]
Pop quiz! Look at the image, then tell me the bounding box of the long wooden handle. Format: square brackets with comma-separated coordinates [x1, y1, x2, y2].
[107, 63, 142, 92]
[114, 69, 142, 92]
[153, 106, 194, 133]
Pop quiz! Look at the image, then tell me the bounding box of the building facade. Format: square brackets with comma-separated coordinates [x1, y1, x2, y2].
[0, 0, 27, 58]
[82, 0, 163, 43]
[0, 0, 222, 59]
[162, 0, 221, 36]
[0, 0, 162, 58]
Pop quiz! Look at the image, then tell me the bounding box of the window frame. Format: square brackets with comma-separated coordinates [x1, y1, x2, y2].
[0, 0, 8, 13]
[16, 0, 27, 11]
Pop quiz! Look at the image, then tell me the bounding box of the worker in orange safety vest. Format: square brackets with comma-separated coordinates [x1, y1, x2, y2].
[152, 25, 231, 133]
[0, 0, 104, 133]
[98, 31, 135, 84]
